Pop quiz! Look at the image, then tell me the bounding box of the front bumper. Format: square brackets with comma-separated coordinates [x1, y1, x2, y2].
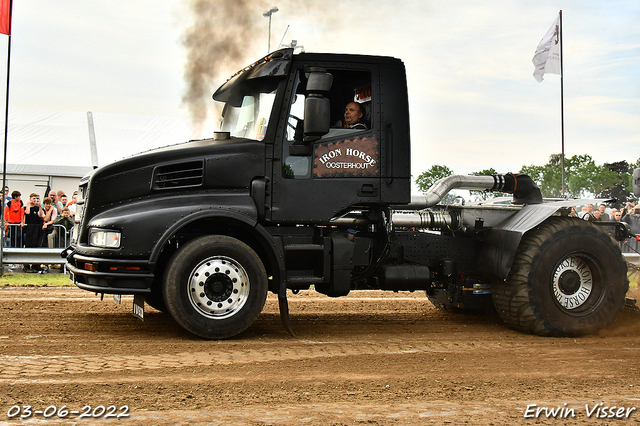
[63, 247, 154, 295]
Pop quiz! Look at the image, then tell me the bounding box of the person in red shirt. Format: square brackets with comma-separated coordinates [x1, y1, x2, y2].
[4, 190, 24, 247]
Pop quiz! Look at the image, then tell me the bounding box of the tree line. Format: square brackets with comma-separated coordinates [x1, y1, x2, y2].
[415, 155, 640, 206]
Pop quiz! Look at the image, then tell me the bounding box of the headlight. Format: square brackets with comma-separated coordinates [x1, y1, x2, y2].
[89, 229, 121, 248]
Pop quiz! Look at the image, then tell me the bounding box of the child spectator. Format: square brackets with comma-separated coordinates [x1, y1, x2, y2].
[40, 197, 57, 247]
[23, 193, 43, 272]
[4, 190, 24, 247]
[24, 193, 43, 247]
[50, 207, 73, 249]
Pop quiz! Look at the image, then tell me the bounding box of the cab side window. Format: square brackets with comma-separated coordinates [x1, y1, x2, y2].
[283, 68, 372, 179]
[327, 70, 372, 134]
[283, 73, 310, 178]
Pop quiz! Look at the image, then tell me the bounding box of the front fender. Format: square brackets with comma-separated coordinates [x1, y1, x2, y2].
[148, 199, 286, 295]
[148, 205, 261, 264]
[84, 193, 259, 259]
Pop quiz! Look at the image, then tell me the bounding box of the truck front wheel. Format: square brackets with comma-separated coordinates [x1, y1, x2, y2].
[492, 217, 628, 337]
[163, 235, 268, 339]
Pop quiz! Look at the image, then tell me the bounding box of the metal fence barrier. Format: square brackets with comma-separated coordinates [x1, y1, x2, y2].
[4, 223, 71, 249]
[2, 247, 66, 265]
[619, 237, 640, 254]
[2, 224, 71, 271]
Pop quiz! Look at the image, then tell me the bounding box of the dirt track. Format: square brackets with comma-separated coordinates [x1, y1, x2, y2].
[0, 283, 639, 425]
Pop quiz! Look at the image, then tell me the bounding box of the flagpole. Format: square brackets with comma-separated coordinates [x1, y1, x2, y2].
[0, 0, 12, 275]
[559, 10, 565, 196]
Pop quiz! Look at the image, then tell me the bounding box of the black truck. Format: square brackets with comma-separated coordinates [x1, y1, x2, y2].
[64, 49, 635, 339]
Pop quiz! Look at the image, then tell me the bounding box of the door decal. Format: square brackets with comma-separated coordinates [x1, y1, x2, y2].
[313, 136, 379, 178]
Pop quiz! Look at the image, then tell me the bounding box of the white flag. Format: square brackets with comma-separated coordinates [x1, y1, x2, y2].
[532, 15, 561, 82]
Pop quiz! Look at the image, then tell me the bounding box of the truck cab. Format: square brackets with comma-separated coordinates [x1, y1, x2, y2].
[215, 49, 411, 223]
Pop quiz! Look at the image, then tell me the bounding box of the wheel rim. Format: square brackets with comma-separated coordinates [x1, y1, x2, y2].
[551, 254, 601, 312]
[187, 256, 250, 319]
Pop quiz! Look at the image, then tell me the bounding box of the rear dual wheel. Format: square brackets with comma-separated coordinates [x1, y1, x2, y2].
[163, 235, 267, 339]
[492, 217, 628, 337]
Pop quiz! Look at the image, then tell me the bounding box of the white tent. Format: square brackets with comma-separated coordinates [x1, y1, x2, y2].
[1, 109, 196, 198]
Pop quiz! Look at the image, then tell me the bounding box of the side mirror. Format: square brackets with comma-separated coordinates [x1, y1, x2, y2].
[633, 168, 640, 197]
[303, 71, 332, 142]
[306, 71, 333, 92]
[303, 96, 330, 138]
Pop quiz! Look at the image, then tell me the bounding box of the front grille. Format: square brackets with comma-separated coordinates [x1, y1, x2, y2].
[153, 160, 204, 190]
[76, 183, 87, 222]
[72, 183, 87, 245]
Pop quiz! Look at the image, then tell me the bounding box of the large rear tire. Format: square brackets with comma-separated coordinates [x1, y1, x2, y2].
[492, 217, 628, 337]
[163, 235, 268, 339]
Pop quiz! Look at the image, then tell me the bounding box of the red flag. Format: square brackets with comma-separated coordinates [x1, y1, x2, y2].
[0, 0, 11, 35]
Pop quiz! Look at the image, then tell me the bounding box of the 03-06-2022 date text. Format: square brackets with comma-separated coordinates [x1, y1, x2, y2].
[7, 404, 129, 419]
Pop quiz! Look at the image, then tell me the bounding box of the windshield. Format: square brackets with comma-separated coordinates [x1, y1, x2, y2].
[219, 86, 277, 141]
[213, 50, 292, 141]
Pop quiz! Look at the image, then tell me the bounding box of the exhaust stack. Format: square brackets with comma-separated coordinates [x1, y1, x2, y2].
[402, 173, 542, 209]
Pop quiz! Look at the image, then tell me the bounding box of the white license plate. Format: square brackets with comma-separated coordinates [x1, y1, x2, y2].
[132, 294, 145, 321]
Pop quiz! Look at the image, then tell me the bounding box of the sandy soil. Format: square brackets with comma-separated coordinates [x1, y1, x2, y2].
[0, 282, 638, 425]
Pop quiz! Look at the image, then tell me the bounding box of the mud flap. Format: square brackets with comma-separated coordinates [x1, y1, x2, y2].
[278, 294, 295, 337]
[133, 294, 145, 322]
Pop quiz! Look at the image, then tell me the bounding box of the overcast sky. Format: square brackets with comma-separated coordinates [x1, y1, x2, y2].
[1, 0, 638, 178]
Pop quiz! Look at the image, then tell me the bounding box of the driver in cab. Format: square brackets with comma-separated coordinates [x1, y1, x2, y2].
[343, 102, 367, 130]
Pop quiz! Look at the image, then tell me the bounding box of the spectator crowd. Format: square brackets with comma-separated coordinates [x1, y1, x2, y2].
[567, 200, 640, 253]
[573, 201, 640, 232]
[3, 186, 77, 272]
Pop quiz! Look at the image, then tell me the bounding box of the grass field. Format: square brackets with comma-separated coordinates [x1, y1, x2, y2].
[0, 271, 72, 287]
